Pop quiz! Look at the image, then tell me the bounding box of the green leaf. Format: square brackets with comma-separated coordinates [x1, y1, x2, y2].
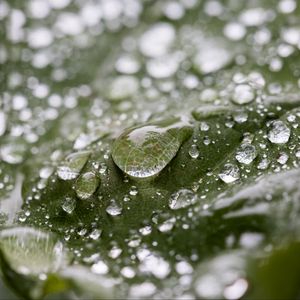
[1, 0, 300, 299]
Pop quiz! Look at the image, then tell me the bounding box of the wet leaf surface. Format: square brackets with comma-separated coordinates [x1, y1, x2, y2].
[1, 0, 300, 299]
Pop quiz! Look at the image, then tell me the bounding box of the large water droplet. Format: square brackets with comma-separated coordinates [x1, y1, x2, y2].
[57, 151, 91, 180]
[112, 117, 192, 178]
[74, 172, 100, 200]
[235, 143, 257, 165]
[267, 120, 291, 144]
[219, 163, 240, 183]
[169, 189, 197, 210]
[0, 227, 66, 276]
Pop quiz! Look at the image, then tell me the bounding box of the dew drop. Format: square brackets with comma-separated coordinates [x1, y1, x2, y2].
[139, 23, 175, 57]
[109, 246, 122, 259]
[74, 172, 100, 200]
[115, 54, 140, 74]
[107, 76, 139, 101]
[0, 139, 27, 165]
[233, 111, 248, 124]
[158, 217, 176, 232]
[189, 144, 200, 159]
[267, 120, 291, 144]
[146, 55, 179, 79]
[257, 158, 270, 170]
[112, 117, 192, 178]
[57, 151, 91, 181]
[91, 260, 109, 275]
[224, 22, 246, 41]
[62, 197, 76, 214]
[232, 84, 255, 105]
[194, 42, 233, 74]
[200, 122, 210, 131]
[219, 164, 240, 183]
[139, 254, 170, 279]
[39, 166, 54, 179]
[89, 229, 102, 240]
[235, 143, 257, 165]
[139, 225, 152, 236]
[169, 189, 197, 210]
[106, 200, 122, 216]
[277, 152, 289, 165]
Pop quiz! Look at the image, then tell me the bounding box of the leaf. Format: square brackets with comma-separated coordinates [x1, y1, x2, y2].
[1, 0, 300, 299]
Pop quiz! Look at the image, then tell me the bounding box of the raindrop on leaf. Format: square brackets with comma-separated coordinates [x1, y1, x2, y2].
[57, 151, 91, 181]
[74, 172, 100, 200]
[112, 117, 193, 178]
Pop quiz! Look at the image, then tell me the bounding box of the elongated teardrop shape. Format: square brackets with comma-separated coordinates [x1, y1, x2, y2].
[112, 117, 193, 178]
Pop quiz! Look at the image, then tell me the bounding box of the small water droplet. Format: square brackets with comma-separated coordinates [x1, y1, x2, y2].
[146, 55, 179, 78]
[0, 139, 27, 165]
[194, 41, 233, 74]
[169, 189, 197, 210]
[233, 111, 248, 123]
[57, 151, 91, 180]
[99, 163, 107, 174]
[277, 152, 289, 165]
[121, 266, 136, 278]
[219, 163, 240, 183]
[158, 217, 176, 232]
[107, 76, 139, 101]
[139, 225, 152, 236]
[235, 143, 257, 165]
[140, 254, 170, 279]
[74, 172, 100, 200]
[257, 158, 270, 170]
[106, 200, 122, 216]
[89, 229, 102, 240]
[139, 23, 175, 57]
[91, 260, 108, 275]
[39, 166, 54, 179]
[232, 84, 255, 105]
[62, 197, 76, 214]
[108, 246, 122, 259]
[189, 144, 200, 159]
[200, 122, 210, 131]
[129, 186, 138, 196]
[267, 120, 291, 144]
[128, 236, 141, 247]
[115, 54, 140, 74]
